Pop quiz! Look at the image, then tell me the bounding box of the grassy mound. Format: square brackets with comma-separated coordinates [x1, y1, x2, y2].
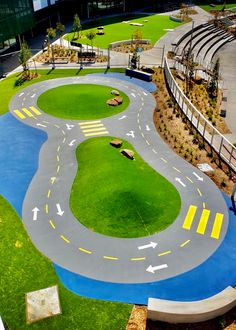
[37, 84, 129, 120]
[70, 137, 181, 238]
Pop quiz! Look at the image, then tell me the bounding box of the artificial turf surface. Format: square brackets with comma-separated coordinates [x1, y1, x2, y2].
[37, 84, 129, 120]
[70, 137, 181, 238]
[0, 195, 132, 329]
[196, 0, 236, 12]
[0, 68, 125, 116]
[65, 14, 184, 48]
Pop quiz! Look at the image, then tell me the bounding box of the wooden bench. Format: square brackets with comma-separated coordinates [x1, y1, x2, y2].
[147, 286, 236, 323]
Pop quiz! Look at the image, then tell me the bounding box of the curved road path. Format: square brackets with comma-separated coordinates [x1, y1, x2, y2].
[9, 75, 228, 284]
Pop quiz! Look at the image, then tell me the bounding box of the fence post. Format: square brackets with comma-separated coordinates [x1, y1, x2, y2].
[218, 137, 224, 157]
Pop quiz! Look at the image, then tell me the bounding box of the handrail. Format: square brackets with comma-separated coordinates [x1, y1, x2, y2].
[164, 57, 236, 172]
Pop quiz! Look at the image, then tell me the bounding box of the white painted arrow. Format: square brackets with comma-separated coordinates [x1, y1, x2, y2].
[143, 91, 148, 96]
[19, 92, 24, 97]
[36, 123, 47, 128]
[118, 115, 127, 120]
[126, 130, 135, 138]
[69, 139, 76, 147]
[50, 177, 56, 184]
[66, 124, 75, 130]
[32, 207, 39, 221]
[175, 177, 186, 187]
[138, 241, 158, 250]
[146, 264, 168, 274]
[56, 203, 64, 216]
[31, 93, 36, 98]
[193, 172, 203, 181]
[131, 93, 136, 98]
[146, 125, 150, 131]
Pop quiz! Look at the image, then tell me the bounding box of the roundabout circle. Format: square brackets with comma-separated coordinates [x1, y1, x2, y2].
[37, 83, 130, 120]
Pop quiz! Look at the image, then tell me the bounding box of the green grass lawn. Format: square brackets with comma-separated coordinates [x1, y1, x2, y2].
[37, 84, 129, 120]
[0, 68, 125, 116]
[0, 195, 131, 329]
[65, 14, 184, 49]
[70, 137, 181, 238]
[196, 0, 236, 12]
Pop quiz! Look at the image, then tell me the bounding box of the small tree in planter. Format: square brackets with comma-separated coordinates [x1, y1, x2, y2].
[46, 27, 56, 54]
[86, 30, 96, 50]
[73, 14, 82, 40]
[18, 41, 32, 77]
[56, 22, 65, 46]
[208, 58, 220, 98]
[134, 29, 142, 49]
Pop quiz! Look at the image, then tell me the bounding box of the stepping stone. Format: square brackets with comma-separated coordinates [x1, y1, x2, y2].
[121, 149, 134, 160]
[110, 139, 123, 148]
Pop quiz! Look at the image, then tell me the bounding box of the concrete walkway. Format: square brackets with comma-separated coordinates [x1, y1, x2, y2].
[3, 5, 236, 143]
[215, 41, 236, 143]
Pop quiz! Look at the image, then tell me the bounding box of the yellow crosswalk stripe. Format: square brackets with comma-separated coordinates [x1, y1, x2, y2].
[82, 127, 107, 133]
[182, 205, 197, 230]
[79, 120, 101, 126]
[196, 209, 210, 235]
[81, 123, 104, 129]
[84, 131, 109, 137]
[211, 213, 224, 239]
[14, 110, 26, 119]
[22, 108, 34, 117]
[29, 106, 41, 116]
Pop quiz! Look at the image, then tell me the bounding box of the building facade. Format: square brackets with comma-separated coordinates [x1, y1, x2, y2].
[0, 0, 34, 48]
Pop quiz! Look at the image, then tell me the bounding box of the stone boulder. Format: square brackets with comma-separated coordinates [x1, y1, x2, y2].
[106, 96, 123, 106]
[107, 99, 118, 106]
[111, 90, 120, 96]
[121, 149, 134, 160]
[114, 96, 123, 105]
[110, 139, 123, 148]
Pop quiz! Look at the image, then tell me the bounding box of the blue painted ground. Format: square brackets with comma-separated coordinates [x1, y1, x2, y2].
[1, 78, 236, 305]
[55, 195, 236, 305]
[87, 72, 157, 93]
[0, 113, 47, 216]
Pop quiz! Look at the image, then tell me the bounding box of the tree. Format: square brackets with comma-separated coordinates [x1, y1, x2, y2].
[46, 27, 56, 53]
[208, 58, 220, 98]
[18, 41, 32, 74]
[46, 27, 56, 68]
[183, 45, 195, 94]
[133, 29, 142, 49]
[86, 30, 96, 48]
[56, 22, 65, 46]
[73, 14, 82, 40]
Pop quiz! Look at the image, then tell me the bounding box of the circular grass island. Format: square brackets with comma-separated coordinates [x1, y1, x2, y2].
[37, 84, 129, 120]
[70, 136, 181, 238]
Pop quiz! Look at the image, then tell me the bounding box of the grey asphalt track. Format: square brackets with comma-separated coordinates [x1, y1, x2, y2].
[9, 75, 228, 284]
